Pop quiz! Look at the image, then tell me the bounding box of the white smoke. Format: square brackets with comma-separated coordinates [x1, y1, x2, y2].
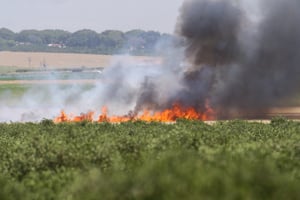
[0, 53, 175, 122]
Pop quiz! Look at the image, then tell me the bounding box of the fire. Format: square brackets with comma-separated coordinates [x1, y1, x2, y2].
[54, 103, 215, 123]
[55, 111, 95, 123]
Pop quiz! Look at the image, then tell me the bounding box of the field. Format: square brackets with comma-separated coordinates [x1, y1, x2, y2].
[0, 51, 164, 122]
[0, 51, 160, 70]
[1, 51, 300, 122]
[0, 51, 110, 70]
[1, 119, 300, 200]
[1, 51, 300, 199]
[0, 51, 161, 86]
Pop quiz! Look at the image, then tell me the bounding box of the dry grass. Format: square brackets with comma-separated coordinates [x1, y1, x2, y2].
[0, 51, 160, 69]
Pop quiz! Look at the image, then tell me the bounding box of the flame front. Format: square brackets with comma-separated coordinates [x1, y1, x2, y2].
[54, 103, 215, 123]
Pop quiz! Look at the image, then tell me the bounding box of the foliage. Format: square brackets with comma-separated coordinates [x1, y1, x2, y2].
[0, 28, 174, 55]
[0, 120, 300, 199]
[0, 28, 15, 40]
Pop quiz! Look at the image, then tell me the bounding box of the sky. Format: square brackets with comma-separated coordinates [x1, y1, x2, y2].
[0, 0, 184, 33]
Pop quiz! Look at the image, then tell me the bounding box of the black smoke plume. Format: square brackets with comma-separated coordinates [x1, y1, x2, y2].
[177, 0, 242, 67]
[6, 0, 300, 121]
[170, 0, 300, 118]
[51, 0, 299, 121]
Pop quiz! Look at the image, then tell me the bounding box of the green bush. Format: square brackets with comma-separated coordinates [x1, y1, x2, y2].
[0, 176, 26, 200]
[0, 120, 300, 199]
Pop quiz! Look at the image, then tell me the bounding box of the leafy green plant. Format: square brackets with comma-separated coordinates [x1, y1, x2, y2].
[0, 120, 300, 199]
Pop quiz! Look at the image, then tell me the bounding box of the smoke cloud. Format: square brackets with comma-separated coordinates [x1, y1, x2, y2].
[1, 0, 300, 122]
[173, 0, 300, 118]
[133, 0, 300, 119]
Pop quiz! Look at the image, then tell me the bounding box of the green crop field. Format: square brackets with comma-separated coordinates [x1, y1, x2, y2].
[0, 119, 300, 200]
[0, 84, 95, 102]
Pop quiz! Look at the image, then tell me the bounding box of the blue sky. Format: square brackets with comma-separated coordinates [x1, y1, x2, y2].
[0, 0, 184, 33]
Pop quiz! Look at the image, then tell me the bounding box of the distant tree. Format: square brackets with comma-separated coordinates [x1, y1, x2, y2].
[0, 28, 15, 40]
[66, 29, 100, 48]
[0, 38, 9, 50]
[125, 29, 145, 39]
[0, 29, 16, 49]
[16, 30, 44, 44]
[123, 30, 162, 54]
[98, 30, 125, 52]
[124, 30, 146, 53]
[0, 27, 176, 55]
[40, 29, 71, 44]
[142, 31, 161, 50]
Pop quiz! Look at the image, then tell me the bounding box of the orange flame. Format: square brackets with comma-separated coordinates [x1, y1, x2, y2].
[54, 111, 94, 123]
[54, 103, 215, 123]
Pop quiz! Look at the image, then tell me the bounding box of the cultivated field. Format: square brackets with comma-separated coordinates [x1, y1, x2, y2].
[1, 119, 300, 199]
[1, 52, 300, 121]
[0, 51, 160, 70]
[0, 52, 300, 200]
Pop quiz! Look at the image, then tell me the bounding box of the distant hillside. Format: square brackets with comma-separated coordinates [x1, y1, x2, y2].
[0, 28, 175, 56]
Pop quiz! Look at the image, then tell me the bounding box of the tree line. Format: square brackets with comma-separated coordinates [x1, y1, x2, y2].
[0, 28, 174, 55]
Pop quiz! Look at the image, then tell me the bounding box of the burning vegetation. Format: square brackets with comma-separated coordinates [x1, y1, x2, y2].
[52, 0, 300, 123]
[55, 103, 215, 123]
